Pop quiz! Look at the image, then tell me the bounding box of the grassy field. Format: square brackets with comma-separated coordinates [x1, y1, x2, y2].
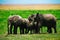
[0, 9, 60, 40]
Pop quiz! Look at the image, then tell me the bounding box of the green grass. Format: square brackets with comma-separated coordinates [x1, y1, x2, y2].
[0, 34, 60, 40]
[0, 9, 60, 40]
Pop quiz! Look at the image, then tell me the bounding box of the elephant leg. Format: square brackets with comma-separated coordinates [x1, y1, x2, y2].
[38, 27, 40, 33]
[36, 27, 40, 34]
[13, 25, 17, 34]
[37, 28, 40, 33]
[19, 27, 21, 34]
[34, 28, 37, 33]
[29, 27, 33, 34]
[10, 25, 13, 34]
[20, 27, 24, 34]
[35, 23, 40, 34]
[35, 27, 40, 34]
[50, 27, 52, 33]
[35, 28, 38, 33]
[20, 28, 22, 34]
[48, 27, 52, 33]
[53, 26, 57, 33]
[40, 27, 43, 33]
[30, 29, 33, 34]
[22, 28, 24, 34]
[47, 27, 50, 33]
[25, 27, 29, 34]
[52, 20, 57, 33]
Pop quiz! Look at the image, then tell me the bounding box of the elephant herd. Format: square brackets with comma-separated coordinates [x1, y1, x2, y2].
[7, 13, 57, 34]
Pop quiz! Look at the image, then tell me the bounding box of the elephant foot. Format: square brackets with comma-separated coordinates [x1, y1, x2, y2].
[10, 32, 12, 34]
[48, 31, 52, 33]
[8, 32, 10, 35]
[15, 34, 16, 35]
[54, 32, 57, 33]
[13, 32, 17, 34]
[29, 32, 32, 34]
[25, 31, 29, 34]
[30, 32, 33, 34]
[7, 33, 10, 35]
[13, 33, 17, 34]
[54, 30, 57, 33]
[20, 32, 24, 34]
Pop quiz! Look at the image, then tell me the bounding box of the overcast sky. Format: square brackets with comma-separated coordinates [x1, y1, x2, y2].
[0, 0, 60, 4]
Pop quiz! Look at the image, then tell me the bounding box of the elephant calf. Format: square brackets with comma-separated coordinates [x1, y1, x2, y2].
[8, 15, 23, 34]
[8, 15, 33, 34]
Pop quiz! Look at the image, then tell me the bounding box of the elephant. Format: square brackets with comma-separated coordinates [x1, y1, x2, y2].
[34, 13, 57, 33]
[28, 14, 41, 34]
[28, 13, 57, 33]
[8, 15, 23, 34]
[8, 15, 34, 34]
[21, 18, 36, 34]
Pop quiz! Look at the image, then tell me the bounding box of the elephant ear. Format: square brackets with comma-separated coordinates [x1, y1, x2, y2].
[28, 14, 35, 22]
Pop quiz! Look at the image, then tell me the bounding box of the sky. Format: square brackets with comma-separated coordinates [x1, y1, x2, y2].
[0, 0, 60, 4]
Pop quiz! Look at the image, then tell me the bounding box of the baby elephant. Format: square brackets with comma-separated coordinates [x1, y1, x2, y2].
[8, 15, 32, 34]
[28, 14, 41, 34]
[8, 15, 22, 34]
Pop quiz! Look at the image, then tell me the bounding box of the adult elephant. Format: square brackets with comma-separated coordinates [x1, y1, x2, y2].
[34, 13, 57, 33]
[28, 13, 57, 33]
